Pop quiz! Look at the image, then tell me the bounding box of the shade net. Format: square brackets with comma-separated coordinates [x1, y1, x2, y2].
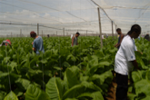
[0, 0, 149, 36]
[93, 0, 150, 34]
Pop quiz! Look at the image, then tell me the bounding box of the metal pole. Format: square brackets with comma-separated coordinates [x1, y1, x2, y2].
[42, 30, 43, 37]
[37, 23, 39, 35]
[111, 21, 114, 40]
[97, 7, 103, 48]
[11, 32, 12, 37]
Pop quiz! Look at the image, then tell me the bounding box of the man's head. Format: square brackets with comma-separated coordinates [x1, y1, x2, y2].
[146, 34, 149, 36]
[75, 32, 80, 37]
[116, 28, 122, 35]
[128, 24, 141, 39]
[30, 31, 37, 38]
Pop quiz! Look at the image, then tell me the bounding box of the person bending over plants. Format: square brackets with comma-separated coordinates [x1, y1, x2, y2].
[114, 28, 124, 49]
[114, 24, 141, 100]
[30, 31, 44, 54]
[71, 32, 80, 46]
[0, 39, 12, 48]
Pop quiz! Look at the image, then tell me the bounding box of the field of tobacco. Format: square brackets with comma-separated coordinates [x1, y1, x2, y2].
[0, 36, 149, 100]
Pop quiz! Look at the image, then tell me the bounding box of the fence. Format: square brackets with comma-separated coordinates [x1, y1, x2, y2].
[0, 22, 118, 38]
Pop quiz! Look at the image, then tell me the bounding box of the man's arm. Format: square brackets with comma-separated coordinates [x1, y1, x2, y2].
[32, 41, 36, 51]
[131, 60, 140, 70]
[114, 44, 118, 47]
[72, 37, 75, 46]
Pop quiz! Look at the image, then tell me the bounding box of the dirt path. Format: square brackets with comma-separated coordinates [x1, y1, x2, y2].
[105, 72, 117, 100]
[105, 75, 131, 100]
[105, 81, 117, 100]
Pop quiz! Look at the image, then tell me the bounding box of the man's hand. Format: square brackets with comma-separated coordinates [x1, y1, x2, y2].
[114, 44, 118, 48]
[32, 42, 33, 45]
[72, 37, 75, 46]
[32, 48, 36, 51]
[138, 51, 143, 55]
[131, 60, 140, 70]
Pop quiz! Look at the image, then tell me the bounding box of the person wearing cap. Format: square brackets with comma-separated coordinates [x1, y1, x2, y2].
[71, 32, 80, 46]
[30, 31, 44, 54]
[115, 28, 124, 49]
[0, 39, 11, 48]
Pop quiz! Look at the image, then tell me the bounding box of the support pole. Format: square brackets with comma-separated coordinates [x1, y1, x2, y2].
[63, 28, 65, 36]
[115, 24, 117, 37]
[97, 7, 103, 48]
[20, 29, 22, 37]
[37, 23, 39, 35]
[86, 30, 88, 36]
[111, 21, 114, 40]
[42, 30, 43, 37]
[66, 30, 68, 36]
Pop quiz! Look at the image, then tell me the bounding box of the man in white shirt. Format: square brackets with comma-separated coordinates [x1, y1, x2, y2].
[114, 24, 141, 100]
[102, 35, 105, 39]
[99, 35, 105, 39]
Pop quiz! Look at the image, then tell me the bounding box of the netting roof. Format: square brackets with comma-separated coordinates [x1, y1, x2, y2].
[0, 0, 150, 36]
[93, 0, 150, 33]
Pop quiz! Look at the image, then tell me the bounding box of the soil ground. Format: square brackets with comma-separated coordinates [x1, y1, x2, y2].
[105, 78, 117, 100]
[105, 71, 117, 100]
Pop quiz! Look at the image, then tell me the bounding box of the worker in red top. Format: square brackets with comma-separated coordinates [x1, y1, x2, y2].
[0, 39, 11, 47]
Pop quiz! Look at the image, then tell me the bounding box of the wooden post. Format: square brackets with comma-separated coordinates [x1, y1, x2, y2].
[97, 7, 103, 48]
[111, 21, 114, 40]
[42, 30, 43, 37]
[20, 29, 22, 37]
[63, 28, 65, 36]
[86, 30, 88, 36]
[66, 30, 68, 36]
[115, 24, 117, 37]
[37, 23, 39, 35]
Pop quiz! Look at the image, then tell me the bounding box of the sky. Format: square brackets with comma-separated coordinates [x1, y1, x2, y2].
[0, 0, 150, 36]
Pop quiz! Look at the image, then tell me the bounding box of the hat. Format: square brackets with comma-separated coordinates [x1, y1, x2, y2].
[30, 31, 37, 37]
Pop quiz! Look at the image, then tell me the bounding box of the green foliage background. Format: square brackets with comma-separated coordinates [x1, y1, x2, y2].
[0, 36, 149, 100]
